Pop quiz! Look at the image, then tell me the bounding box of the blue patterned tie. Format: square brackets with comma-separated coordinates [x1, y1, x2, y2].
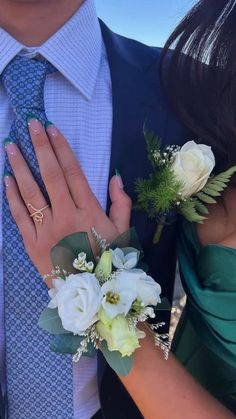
[2, 56, 74, 418]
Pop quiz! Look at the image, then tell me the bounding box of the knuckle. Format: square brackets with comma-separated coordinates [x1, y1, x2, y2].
[44, 167, 63, 185]
[21, 183, 38, 201]
[122, 194, 132, 209]
[34, 133, 48, 149]
[63, 163, 80, 180]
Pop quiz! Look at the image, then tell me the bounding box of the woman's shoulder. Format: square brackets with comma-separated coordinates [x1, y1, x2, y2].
[180, 189, 236, 291]
[197, 188, 236, 247]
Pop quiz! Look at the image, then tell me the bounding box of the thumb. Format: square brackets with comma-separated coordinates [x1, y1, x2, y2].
[109, 173, 132, 234]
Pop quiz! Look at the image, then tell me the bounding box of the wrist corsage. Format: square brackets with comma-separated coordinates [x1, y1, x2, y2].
[38, 228, 170, 376]
[135, 127, 236, 243]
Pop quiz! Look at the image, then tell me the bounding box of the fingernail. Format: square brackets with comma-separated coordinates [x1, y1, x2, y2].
[45, 121, 58, 138]
[4, 137, 14, 148]
[115, 169, 124, 189]
[4, 172, 11, 188]
[5, 142, 17, 156]
[27, 116, 43, 134]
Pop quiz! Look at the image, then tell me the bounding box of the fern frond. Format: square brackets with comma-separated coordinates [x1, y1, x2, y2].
[194, 200, 209, 215]
[179, 200, 206, 223]
[200, 186, 221, 197]
[203, 166, 236, 192]
[143, 125, 162, 169]
[196, 192, 217, 204]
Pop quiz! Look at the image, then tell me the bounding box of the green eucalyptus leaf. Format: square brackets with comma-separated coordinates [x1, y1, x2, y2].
[50, 334, 84, 354]
[51, 232, 95, 275]
[110, 228, 142, 252]
[38, 308, 70, 335]
[101, 342, 134, 376]
[50, 334, 96, 358]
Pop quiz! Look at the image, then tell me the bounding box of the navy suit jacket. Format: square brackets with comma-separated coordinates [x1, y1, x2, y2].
[97, 22, 191, 419]
[0, 21, 191, 419]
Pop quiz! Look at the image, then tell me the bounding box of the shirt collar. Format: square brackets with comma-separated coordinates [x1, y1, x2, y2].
[0, 0, 102, 100]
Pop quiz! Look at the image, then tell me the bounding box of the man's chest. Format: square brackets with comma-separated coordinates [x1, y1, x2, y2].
[0, 71, 113, 211]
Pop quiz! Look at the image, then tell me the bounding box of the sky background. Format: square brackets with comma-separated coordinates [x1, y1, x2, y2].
[95, 0, 198, 46]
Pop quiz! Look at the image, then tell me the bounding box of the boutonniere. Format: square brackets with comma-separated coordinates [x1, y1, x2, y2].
[135, 127, 236, 243]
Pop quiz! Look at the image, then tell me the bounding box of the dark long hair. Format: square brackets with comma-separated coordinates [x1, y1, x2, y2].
[161, 0, 236, 170]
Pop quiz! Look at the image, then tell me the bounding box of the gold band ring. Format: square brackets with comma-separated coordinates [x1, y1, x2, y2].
[27, 203, 50, 224]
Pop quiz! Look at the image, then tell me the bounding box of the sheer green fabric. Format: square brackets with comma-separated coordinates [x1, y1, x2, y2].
[172, 221, 236, 413]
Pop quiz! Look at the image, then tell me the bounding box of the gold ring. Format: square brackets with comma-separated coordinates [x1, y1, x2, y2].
[27, 203, 50, 224]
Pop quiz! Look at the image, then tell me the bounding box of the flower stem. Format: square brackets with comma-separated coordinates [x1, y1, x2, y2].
[153, 216, 166, 244]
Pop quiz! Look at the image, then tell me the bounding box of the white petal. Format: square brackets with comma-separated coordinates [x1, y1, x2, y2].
[111, 248, 125, 269]
[123, 252, 138, 269]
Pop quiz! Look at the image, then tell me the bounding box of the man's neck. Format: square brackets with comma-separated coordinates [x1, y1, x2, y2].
[0, 0, 85, 46]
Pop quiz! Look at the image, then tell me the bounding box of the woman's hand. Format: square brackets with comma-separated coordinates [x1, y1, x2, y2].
[4, 119, 131, 279]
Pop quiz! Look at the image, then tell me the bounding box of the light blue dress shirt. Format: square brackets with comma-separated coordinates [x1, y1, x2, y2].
[0, 0, 113, 417]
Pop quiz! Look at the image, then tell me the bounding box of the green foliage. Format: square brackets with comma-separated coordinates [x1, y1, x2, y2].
[51, 232, 95, 278]
[180, 166, 236, 222]
[135, 167, 183, 217]
[38, 308, 70, 335]
[200, 166, 236, 197]
[194, 200, 209, 216]
[101, 342, 133, 376]
[179, 199, 206, 223]
[143, 125, 162, 169]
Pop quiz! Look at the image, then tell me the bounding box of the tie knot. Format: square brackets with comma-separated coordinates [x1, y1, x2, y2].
[1, 55, 55, 112]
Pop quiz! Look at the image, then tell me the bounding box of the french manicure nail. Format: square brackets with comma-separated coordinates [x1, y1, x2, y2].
[45, 121, 58, 138]
[5, 142, 17, 156]
[4, 137, 13, 148]
[115, 169, 124, 189]
[27, 118, 43, 135]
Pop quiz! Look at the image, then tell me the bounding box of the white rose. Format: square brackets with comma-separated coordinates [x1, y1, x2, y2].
[48, 277, 65, 309]
[171, 141, 215, 198]
[56, 273, 102, 334]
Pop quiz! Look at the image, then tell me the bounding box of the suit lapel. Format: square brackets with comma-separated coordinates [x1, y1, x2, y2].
[100, 21, 163, 208]
[97, 21, 163, 395]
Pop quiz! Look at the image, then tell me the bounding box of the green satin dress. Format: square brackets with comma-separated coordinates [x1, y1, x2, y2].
[172, 221, 236, 414]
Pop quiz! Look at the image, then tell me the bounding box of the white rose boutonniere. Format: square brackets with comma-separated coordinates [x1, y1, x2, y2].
[171, 141, 215, 198]
[136, 128, 236, 243]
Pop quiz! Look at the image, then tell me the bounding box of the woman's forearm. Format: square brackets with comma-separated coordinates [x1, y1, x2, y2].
[120, 329, 234, 419]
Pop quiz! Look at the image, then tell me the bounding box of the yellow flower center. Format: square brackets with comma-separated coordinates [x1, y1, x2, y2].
[106, 291, 120, 305]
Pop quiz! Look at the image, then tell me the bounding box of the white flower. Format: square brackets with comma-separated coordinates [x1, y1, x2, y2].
[171, 141, 215, 198]
[101, 276, 137, 319]
[116, 269, 162, 307]
[55, 273, 102, 334]
[111, 248, 139, 270]
[73, 252, 94, 273]
[48, 277, 65, 309]
[101, 269, 161, 319]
